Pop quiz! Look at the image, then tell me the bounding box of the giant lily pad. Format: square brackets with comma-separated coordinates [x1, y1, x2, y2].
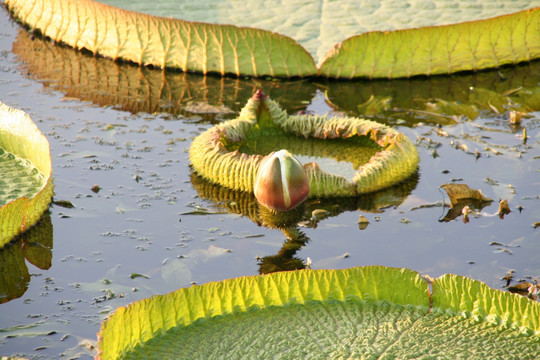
[96, 266, 540, 359]
[5, 0, 317, 78]
[5, 0, 540, 78]
[189, 91, 419, 197]
[97, 0, 540, 65]
[0, 102, 54, 248]
[319, 7, 540, 79]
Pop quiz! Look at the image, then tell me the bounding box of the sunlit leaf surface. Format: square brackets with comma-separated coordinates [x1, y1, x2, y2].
[96, 266, 540, 359]
[189, 92, 418, 197]
[5, 0, 317, 77]
[319, 7, 540, 78]
[5, 0, 540, 78]
[0, 103, 53, 248]
[99, 0, 538, 65]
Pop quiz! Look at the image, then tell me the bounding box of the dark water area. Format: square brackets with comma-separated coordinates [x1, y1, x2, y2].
[0, 6, 539, 359]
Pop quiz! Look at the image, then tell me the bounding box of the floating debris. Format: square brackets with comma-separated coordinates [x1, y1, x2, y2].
[440, 183, 492, 207]
[53, 200, 74, 208]
[130, 273, 150, 280]
[509, 110, 523, 124]
[498, 199, 511, 219]
[358, 215, 369, 230]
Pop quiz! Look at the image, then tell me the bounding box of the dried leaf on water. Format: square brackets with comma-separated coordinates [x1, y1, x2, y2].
[509, 110, 523, 124]
[439, 184, 493, 223]
[358, 215, 369, 230]
[498, 199, 511, 219]
[440, 184, 492, 207]
[508, 282, 539, 300]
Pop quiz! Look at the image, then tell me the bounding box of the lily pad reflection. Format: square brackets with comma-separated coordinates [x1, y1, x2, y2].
[0, 212, 53, 303]
[12, 29, 317, 121]
[12, 26, 540, 127]
[190, 172, 418, 274]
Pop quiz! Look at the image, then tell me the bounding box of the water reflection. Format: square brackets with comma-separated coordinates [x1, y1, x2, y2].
[0, 212, 53, 303]
[12, 29, 540, 126]
[190, 172, 418, 274]
[12, 30, 317, 122]
[323, 62, 540, 125]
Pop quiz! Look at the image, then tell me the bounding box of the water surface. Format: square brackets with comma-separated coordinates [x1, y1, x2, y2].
[0, 7, 539, 359]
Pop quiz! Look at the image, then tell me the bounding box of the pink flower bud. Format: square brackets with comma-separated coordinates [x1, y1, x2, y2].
[254, 150, 309, 211]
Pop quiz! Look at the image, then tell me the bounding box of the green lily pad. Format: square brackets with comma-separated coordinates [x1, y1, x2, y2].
[6, 0, 317, 78]
[6, 0, 540, 78]
[189, 92, 419, 197]
[97, 0, 539, 65]
[0, 150, 44, 206]
[319, 7, 540, 79]
[96, 266, 540, 359]
[0, 102, 54, 248]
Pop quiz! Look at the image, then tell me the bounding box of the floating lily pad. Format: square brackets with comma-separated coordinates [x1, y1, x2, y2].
[0, 102, 54, 248]
[96, 266, 540, 359]
[319, 7, 540, 79]
[6, 0, 316, 78]
[96, 0, 540, 65]
[189, 91, 419, 197]
[6, 0, 540, 78]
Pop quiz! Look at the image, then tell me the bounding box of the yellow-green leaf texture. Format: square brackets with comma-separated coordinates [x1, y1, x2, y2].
[5, 0, 317, 78]
[5, 0, 540, 78]
[96, 0, 540, 65]
[189, 93, 419, 197]
[319, 7, 540, 79]
[96, 266, 540, 360]
[0, 102, 54, 248]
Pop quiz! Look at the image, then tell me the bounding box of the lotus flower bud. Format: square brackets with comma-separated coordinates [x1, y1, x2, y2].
[254, 150, 309, 211]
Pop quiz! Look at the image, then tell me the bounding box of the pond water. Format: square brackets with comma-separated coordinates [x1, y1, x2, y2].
[0, 5, 539, 359]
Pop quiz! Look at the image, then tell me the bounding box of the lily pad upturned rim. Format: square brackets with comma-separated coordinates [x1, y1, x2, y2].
[95, 265, 540, 360]
[0, 102, 54, 248]
[189, 91, 419, 198]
